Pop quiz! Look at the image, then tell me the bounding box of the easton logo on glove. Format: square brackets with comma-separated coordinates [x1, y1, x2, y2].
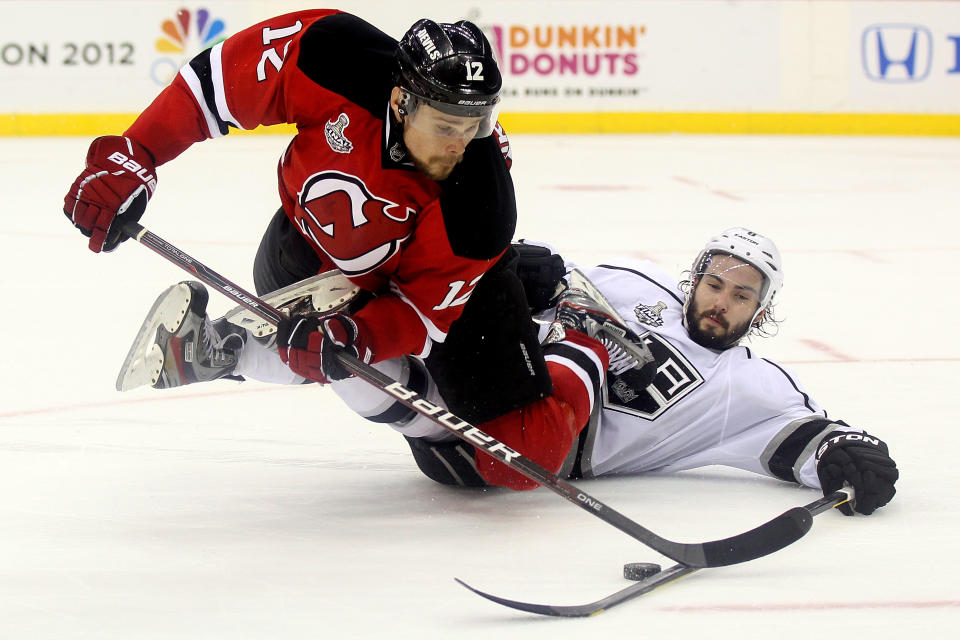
[816, 432, 882, 459]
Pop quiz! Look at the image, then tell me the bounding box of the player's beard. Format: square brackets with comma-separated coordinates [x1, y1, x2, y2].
[684, 299, 751, 350]
[412, 153, 462, 180]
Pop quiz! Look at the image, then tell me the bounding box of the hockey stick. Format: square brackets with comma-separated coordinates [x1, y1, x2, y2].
[456, 489, 853, 617]
[119, 220, 814, 569]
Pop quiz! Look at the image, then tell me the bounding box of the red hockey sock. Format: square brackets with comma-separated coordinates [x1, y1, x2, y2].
[474, 331, 609, 491]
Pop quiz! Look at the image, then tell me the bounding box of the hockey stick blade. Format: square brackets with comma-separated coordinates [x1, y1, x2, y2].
[118, 221, 816, 569]
[456, 489, 852, 618]
[456, 564, 697, 618]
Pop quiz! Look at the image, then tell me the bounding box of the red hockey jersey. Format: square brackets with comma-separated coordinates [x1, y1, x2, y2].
[125, 10, 516, 361]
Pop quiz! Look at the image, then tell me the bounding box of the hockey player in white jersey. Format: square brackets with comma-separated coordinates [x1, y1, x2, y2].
[336, 227, 898, 516]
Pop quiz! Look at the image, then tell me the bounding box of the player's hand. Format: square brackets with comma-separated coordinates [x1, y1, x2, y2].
[816, 431, 898, 515]
[512, 241, 566, 312]
[63, 135, 157, 253]
[276, 312, 374, 384]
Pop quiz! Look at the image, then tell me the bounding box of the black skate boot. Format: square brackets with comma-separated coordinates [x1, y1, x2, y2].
[116, 281, 245, 391]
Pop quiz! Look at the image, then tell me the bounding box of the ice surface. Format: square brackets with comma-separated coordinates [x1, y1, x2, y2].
[0, 133, 957, 638]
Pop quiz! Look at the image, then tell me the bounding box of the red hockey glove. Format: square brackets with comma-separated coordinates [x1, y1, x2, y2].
[63, 136, 157, 253]
[276, 312, 374, 385]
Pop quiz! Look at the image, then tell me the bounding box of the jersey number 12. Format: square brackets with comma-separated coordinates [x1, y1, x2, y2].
[434, 275, 483, 310]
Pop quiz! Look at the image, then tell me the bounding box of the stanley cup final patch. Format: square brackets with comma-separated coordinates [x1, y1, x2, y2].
[324, 113, 353, 154]
[634, 301, 667, 327]
[389, 142, 406, 163]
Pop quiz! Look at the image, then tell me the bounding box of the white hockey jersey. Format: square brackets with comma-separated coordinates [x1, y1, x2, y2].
[541, 261, 860, 489]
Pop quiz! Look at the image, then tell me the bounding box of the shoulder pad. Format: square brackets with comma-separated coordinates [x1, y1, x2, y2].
[439, 135, 517, 260]
[296, 13, 396, 116]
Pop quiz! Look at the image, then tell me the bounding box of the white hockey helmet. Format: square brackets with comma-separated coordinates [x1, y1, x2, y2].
[690, 227, 783, 312]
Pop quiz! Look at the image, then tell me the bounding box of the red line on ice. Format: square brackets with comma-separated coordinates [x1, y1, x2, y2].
[2, 357, 957, 420]
[710, 189, 744, 201]
[784, 356, 960, 364]
[0, 385, 298, 420]
[799, 339, 855, 361]
[845, 250, 887, 263]
[545, 185, 645, 191]
[658, 599, 960, 613]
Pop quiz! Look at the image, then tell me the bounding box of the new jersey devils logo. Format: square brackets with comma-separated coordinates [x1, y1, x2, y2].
[296, 171, 415, 275]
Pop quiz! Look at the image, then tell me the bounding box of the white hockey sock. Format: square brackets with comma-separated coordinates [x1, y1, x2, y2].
[233, 330, 307, 385]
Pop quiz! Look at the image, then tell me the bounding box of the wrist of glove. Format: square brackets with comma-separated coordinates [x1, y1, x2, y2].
[276, 312, 374, 385]
[63, 135, 158, 253]
[816, 430, 898, 516]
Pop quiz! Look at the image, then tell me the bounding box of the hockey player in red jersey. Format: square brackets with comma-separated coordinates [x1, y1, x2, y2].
[65, 11, 514, 364]
[64, 11, 656, 492]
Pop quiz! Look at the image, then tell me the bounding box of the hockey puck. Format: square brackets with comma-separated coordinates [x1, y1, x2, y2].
[623, 562, 662, 581]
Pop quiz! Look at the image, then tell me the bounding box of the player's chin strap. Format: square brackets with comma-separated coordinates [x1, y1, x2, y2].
[118, 220, 844, 570]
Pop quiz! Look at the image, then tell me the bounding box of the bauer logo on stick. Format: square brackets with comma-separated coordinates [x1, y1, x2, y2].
[384, 381, 522, 463]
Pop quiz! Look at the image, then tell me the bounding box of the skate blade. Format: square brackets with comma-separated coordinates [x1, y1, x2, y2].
[115, 283, 194, 391]
[567, 269, 626, 325]
[568, 269, 655, 367]
[222, 271, 360, 338]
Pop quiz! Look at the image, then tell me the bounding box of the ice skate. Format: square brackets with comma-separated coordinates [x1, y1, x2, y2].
[116, 281, 244, 391]
[549, 269, 655, 376]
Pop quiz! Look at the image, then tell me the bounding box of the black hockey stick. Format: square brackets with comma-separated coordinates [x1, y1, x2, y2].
[120, 221, 814, 568]
[455, 489, 852, 617]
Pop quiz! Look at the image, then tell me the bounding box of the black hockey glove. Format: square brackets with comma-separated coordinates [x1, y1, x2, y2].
[513, 241, 566, 312]
[815, 431, 898, 515]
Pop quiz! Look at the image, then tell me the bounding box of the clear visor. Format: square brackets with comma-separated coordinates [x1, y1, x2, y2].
[403, 91, 500, 140]
[693, 251, 769, 308]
